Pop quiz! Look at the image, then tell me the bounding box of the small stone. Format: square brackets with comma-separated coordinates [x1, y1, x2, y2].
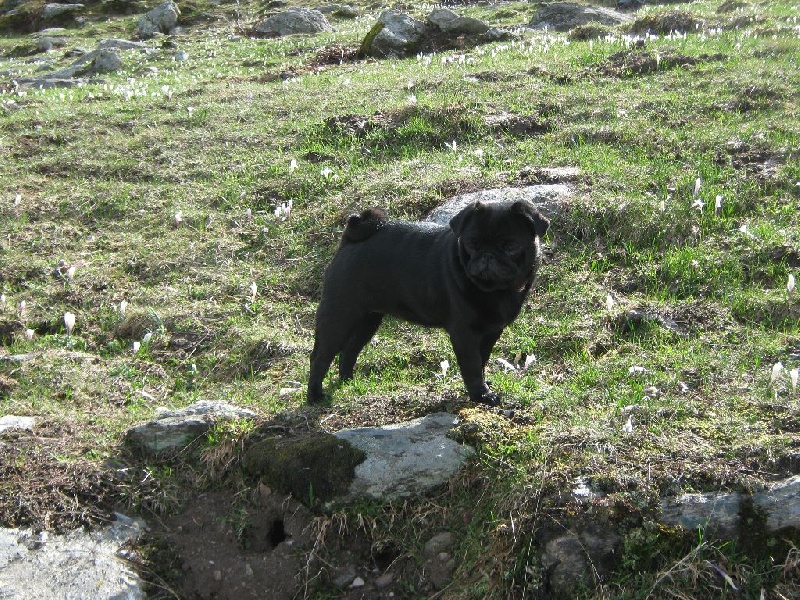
[374, 572, 394, 588]
[350, 577, 365, 588]
[332, 565, 357, 588]
[213, 570, 222, 581]
[423, 532, 455, 558]
[244, 564, 253, 577]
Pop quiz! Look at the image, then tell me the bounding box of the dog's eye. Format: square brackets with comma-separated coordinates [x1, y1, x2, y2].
[502, 240, 524, 254]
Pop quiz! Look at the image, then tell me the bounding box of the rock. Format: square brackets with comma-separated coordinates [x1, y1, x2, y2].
[242, 433, 365, 506]
[41, 3, 84, 20]
[427, 8, 489, 36]
[423, 532, 456, 558]
[137, 0, 180, 39]
[425, 185, 571, 226]
[126, 400, 256, 454]
[359, 8, 507, 59]
[424, 550, 456, 589]
[331, 564, 358, 588]
[660, 476, 800, 537]
[255, 8, 334, 36]
[528, 2, 632, 32]
[333, 413, 474, 501]
[0, 415, 35, 434]
[0, 513, 145, 599]
[13, 77, 88, 89]
[542, 529, 621, 598]
[374, 572, 394, 588]
[319, 4, 358, 19]
[97, 38, 148, 50]
[364, 10, 426, 58]
[36, 36, 67, 52]
[92, 48, 122, 73]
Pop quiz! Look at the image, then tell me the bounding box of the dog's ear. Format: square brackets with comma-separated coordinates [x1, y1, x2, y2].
[512, 201, 550, 237]
[449, 201, 484, 235]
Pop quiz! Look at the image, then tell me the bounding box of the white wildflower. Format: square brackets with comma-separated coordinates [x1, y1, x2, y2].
[771, 362, 784, 384]
[497, 358, 516, 373]
[63, 312, 76, 336]
[622, 416, 634, 433]
[440, 359, 449, 378]
[605, 293, 615, 311]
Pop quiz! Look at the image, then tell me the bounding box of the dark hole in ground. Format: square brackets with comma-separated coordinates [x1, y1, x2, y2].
[372, 539, 400, 571]
[269, 519, 287, 546]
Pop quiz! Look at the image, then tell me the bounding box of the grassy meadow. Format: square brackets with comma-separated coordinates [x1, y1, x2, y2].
[1, 0, 800, 597]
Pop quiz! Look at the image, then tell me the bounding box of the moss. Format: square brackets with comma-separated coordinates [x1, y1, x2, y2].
[242, 433, 366, 508]
[356, 20, 383, 59]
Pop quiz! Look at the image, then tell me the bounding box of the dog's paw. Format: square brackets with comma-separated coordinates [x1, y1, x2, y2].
[478, 391, 501, 407]
[307, 389, 329, 405]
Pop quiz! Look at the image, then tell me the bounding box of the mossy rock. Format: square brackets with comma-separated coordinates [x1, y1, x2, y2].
[242, 433, 366, 507]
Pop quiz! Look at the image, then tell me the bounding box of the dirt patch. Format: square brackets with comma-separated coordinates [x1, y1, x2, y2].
[483, 112, 551, 137]
[145, 483, 418, 600]
[259, 44, 360, 82]
[718, 138, 786, 179]
[151, 489, 315, 600]
[0, 424, 123, 532]
[629, 9, 705, 35]
[600, 49, 727, 77]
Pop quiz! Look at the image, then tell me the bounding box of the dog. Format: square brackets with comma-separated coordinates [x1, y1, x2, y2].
[307, 200, 549, 406]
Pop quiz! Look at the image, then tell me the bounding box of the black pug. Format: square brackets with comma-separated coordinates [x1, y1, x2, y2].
[307, 200, 549, 406]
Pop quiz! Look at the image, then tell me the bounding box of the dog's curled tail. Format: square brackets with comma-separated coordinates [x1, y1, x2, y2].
[341, 208, 388, 244]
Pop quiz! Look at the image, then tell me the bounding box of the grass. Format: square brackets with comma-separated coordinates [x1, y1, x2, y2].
[1, 0, 800, 597]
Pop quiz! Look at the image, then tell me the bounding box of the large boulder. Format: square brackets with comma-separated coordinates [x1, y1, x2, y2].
[41, 3, 84, 21]
[359, 8, 513, 59]
[364, 10, 426, 58]
[137, 0, 180, 39]
[528, 2, 632, 32]
[427, 8, 488, 36]
[255, 7, 334, 36]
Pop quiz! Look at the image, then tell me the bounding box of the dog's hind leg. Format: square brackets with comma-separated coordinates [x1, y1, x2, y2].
[338, 312, 384, 381]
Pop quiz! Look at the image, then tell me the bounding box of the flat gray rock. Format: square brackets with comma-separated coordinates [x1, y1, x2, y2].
[528, 2, 632, 32]
[0, 415, 35, 434]
[425, 185, 571, 225]
[660, 475, 800, 537]
[0, 514, 145, 599]
[333, 413, 474, 501]
[126, 400, 256, 454]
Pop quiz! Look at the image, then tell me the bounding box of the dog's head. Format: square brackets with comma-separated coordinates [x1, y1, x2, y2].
[450, 200, 549, 293]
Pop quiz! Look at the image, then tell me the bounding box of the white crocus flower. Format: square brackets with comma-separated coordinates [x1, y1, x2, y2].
[63, 312, 76, 336]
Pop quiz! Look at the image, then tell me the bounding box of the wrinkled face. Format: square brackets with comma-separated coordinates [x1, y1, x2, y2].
[452, 201, 548, 293]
